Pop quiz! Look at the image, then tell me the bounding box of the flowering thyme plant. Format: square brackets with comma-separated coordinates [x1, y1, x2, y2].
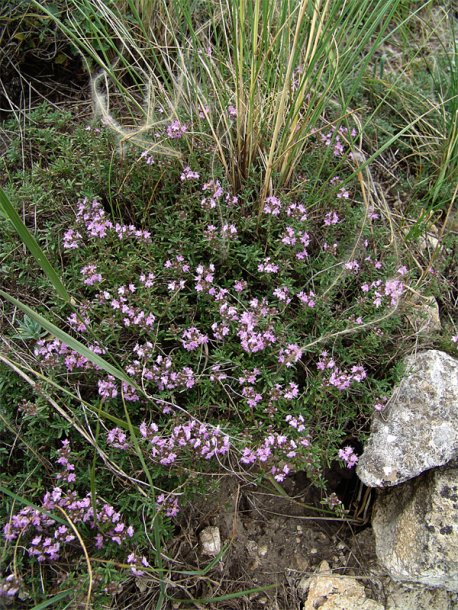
[25, 133, 409, 496]
[1, 109, 414, 605]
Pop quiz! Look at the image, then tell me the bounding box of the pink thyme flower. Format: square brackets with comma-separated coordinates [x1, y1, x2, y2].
[157, 494, 180, 517]
[181, 327, 209, 351]
[273, 286, 291, 304]
[199, 104, 210, 118]
[374, 397, 388, 411]
[201, 179, 223, 209]
[80, 264, 103, 286]
[263, 196, 282, 216]
[63, 229, 82, 250]
[338, 446, 358, 468]
[344, 260, 360, 272]
[180, 166, 200, 181]
[297, 290, 315, 308]
[98, 376, 118, 399]
[234, 279, 247, 293]
[285, 414, 305, 431]
[278, 343, 303, 367]
[324, 211, 340, 226]
[140, 150, 154, 165]
[258, 257, 279, 273]
[127, 552, 150, 576]
[337, 187, 350, 199]
[107, 428, 129, 450]
[167, 120, 188, 139]
[67, 312, 90, 332]
[286, 202, 307, 221]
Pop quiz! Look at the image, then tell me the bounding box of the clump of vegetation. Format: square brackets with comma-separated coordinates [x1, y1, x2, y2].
[0, 0, 456, 607]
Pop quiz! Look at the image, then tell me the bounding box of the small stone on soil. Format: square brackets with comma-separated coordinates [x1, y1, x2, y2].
[199, 526, 221, 556]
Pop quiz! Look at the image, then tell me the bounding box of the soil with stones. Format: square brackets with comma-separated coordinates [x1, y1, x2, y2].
[114, 470, 378, 609]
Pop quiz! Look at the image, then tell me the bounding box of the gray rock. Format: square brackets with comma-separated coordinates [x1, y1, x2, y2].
[373, 467, 458, 592]
[357, 350, 458, 487]
[384, 579, 458, 610]
[303, 561, 384, 610]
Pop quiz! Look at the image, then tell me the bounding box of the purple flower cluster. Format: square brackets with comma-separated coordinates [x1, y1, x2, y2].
[240, 432, 309, 482]
[374, 396, 388, 412]
[0, 574, 22, 599]
[281, 226, 310, 259]
[361, 278, 404, 308]
[128, 344, 195, 393]
[319, 125, 357, 157]
[55, 440, 76, 483]
[127, 552, 151, 576]
[317, 352, 367, 391]
[195, 263, 215, 293]
[34, 338, 103, 373]
[199, 104, 210, 118]
[180, 166, 200, 181]
[257, 196, 310, 223]
[63, 198, 151, 250]
[107, 427, 130, 449]
[285, 413, 306, 432]
[324, 211, 340, 226]
[140, 150, 154, 165]
[97, 284, 156, 329]
[156, 494, 180, 517]
[237, 299, 277, 354]
[167, 119, 188, 139]
[227, 105, 237, 119]
[181, 327, 209, 351]
[163, 254, 190, 291]
[273, 286, 291, 304]
[201, 179, 224, 209]
[3, 442, 134, 565]
[201, 182, 239, 209]
[258, 257, 279, 273]
[338, 446, 359, 468]
[286, 202, 308, 221]
[81, 263, 103, 286]
[278, 343, 303, 368]
[239, 368, 263, 408]
[264, 195, 282, 216]
[67, 311, 90, 332]
[137, 418, 231, 466]
[297, 290, 315, 308]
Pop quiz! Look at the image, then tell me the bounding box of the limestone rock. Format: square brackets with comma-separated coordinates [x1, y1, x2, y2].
[199, 526, 221, 556]
[303, 560, 383, 610]
[384, 579, 458, 610]
[372, 467, 458, 591]
[357, 350, 458, 487]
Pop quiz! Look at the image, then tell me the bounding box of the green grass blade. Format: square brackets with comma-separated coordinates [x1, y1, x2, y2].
[30, 590, 74, 610]
[0, 290, 130, 384]
[0, 187, 70, 302]
[175, 583, 277, 604]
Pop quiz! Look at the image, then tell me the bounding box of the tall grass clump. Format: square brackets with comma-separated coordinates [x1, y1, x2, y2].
[1, 0, 457, 607]
[36, 0, 403, 199]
